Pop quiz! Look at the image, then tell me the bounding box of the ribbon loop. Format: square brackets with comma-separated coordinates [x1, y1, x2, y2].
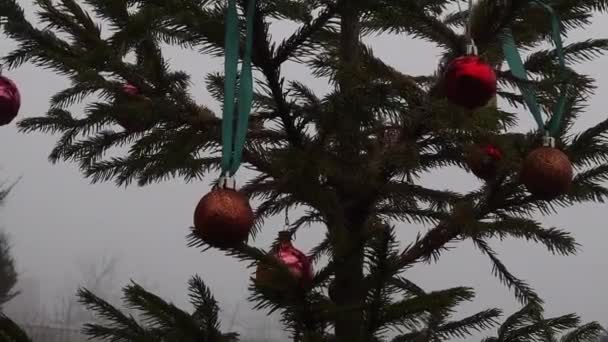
[221, 0, 256, 177]
[501, 1, 568, 137]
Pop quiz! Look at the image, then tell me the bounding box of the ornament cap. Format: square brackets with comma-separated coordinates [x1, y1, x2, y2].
[542, 135, 555, 148]
[218, 175, 236, 190]
[278, 230, 292, 242]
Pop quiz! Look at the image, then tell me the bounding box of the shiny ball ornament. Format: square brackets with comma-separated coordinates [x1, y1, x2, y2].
[520, 147, 573, 199]
[256, 232, 313, 288]
[444, 56, 496, 109]
[193, 187, 254, 248]
[0, 76, 21, 126]
[466, 143, 503, 180]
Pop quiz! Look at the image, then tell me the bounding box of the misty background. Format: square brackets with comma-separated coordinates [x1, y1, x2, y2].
[0, 1, 606, 340]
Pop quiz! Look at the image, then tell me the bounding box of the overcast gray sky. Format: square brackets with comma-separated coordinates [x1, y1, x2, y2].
[0, 1, 606, 340]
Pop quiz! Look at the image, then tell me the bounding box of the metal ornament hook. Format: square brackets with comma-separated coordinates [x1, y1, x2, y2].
[284, 207, 290, 228]
[466, 41, 478, 55]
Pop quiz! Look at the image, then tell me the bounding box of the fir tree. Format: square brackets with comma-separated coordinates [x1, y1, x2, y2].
[0, 0, 607, 341]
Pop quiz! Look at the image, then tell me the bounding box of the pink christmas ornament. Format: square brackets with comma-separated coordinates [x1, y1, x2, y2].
[121, 83, 139, 96]
[0, 76, 21, 126]
[256, 231, 313, 288]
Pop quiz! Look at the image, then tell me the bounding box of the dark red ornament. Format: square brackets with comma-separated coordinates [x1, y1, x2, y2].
[193, 187, 254, 248]
[380, 126, 401, 147]
[520, 147, 573, 199]
[114, 83, 152, 132]
[466, 143, 503, 180]
[0, 75, 21, 126]
[256, 231, 313, 288]
[444, 56, 496, 109]
[121, 83, 139, 97]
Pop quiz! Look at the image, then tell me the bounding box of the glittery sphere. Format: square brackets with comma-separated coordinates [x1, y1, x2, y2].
[0, 76, 21, 126]
[466, 143, 503, 180]
[520, 147, 573, 199]
[256, 233, 313, 288]
[444, 56, 497, 109]
[193, 188, 254, 248]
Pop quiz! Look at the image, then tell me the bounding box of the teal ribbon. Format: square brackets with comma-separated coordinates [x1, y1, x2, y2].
[221, 0, 256, 176]
[501, 1, 567, 136]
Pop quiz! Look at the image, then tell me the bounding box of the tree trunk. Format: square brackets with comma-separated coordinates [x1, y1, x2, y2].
[332, 5, 366, 341]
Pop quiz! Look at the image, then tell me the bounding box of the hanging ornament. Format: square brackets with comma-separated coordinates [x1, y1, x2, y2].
[502, 1, 571, 199]
[444, 56, 497, 109]
[192, 0, 256, 248]
[121, 83, 139, 97]
[193, 179, 254, 248]
[520, 136, 572, 199]
[0, 72, 21, 126]
[113, 83, 152, 132]
[466, 143, 503, 180]
[256, 231, 313, 288]
[443, 0, 496, 110]
[380, 126, 401, 147]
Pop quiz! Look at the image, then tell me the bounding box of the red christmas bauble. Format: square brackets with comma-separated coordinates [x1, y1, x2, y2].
[466, 143, 503, 180]
[256, 232, 313, 288]
[193, 187, 254, 248]
[0, 76, 21, 126]
[520, 147, 573, 199]
[444, 56, 496, 109]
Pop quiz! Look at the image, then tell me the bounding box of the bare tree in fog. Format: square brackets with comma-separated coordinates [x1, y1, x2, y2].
[51, 254, 121, 328]
[0, 180, 19, 310]
[0, 231, 18, 310]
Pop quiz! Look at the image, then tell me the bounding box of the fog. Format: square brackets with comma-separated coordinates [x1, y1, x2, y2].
[0, 1, 607, 340]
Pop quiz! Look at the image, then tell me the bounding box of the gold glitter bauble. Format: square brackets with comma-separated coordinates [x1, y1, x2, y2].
[520, 147, 573, 199]
[193, 188, 254, 248]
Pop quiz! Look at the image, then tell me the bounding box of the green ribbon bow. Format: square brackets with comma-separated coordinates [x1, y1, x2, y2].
[221, 0, 256, 177]
[501, 0, 567, 137]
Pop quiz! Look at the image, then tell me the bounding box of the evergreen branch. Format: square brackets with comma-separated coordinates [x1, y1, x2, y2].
[472, 238, 543, 306]
[562, 164, 608, 203]
[0, 314, 32, 342]
[252, 10, 304, 148]
[497, 303, 543, 341]
[568, 116, 608, 167]
[526, 39, 608, 67]
[82, 0, 130, 27]
[389, 277, 426, 298]
[379, 181, 462, 212]
[364, 0, 462, 52]
[273, 2, 338, 65]
[77, 287, 154, 339]
[509, 314, 581, 341]
[122, 281, 202, 339]
[560, 322, 605, 342]
[80, 324, 160, 342]
[397, 222, 460, 268]
[365, 226, 399, 337]
[435, 308, 503, 340]
[380, 287, 476, 331]
[466, 216, 578, 256]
